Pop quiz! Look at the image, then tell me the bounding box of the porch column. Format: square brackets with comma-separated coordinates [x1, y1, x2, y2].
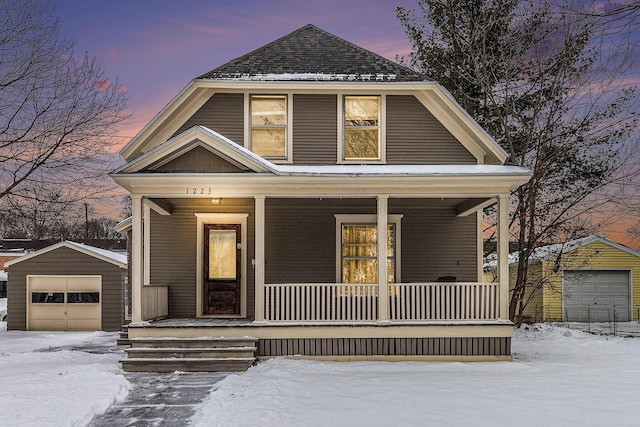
[131, 195, 144, 323]
[497, 193, 510, 319]
[377, 195, 389, 324]
[143, 202, 151, 286]
[254, 195, 266, 323]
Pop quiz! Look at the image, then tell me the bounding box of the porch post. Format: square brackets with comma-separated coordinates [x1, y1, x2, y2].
[497, 193, 510, 319]
[143, 202, 151, 286]
[254, 195, 266, 323]
[377, 195, 389, 324]
[131, 195, 144, 323]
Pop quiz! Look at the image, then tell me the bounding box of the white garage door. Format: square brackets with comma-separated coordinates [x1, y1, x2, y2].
[563, 270, 630, 322]
[27, 275, 102, 331]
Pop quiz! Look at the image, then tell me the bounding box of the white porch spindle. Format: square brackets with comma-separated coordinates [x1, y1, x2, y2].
[262, 282, 498, 322]
[131, 195, 144, 323]
[254, 196, 266, 323]
[377, 195, 389, 324]
[497, 193, 510, 319]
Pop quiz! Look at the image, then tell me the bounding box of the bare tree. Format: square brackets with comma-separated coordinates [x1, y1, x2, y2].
[0, 0, 129, 208]
[398, 0, 640, 323]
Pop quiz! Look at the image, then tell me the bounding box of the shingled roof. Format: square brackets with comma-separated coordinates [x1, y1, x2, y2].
[198, 24, 428, 82]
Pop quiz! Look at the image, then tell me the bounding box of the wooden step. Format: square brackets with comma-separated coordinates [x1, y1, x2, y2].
[121, 357, 255, 372]
[126, 346, 257, 359]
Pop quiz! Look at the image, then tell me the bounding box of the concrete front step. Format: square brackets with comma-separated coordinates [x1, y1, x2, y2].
[117, 325, 130, 346]
[126, 346, 257, 359]
[121, 336, 259, 372]
[121, 357, 255, 372]
[129, 337, 258, 349]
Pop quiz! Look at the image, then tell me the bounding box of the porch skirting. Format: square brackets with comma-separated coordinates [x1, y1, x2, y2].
[127, 320, 513, 361]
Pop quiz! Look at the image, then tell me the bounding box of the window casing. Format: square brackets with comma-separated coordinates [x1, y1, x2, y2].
[249, 95, 289, 160]
[335, 214, 402, 284]
[342, 95, 382, 162]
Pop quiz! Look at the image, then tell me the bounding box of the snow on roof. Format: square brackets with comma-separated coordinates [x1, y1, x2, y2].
[484, 235, 640, 268]
[275, 164, 531, 177]
[115, 125, 531, 179]
[4, 241, 127, 269]
[65, 241, 128, 266]
[207, 73, 400, 82]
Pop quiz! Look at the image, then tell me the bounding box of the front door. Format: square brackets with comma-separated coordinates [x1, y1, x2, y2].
[203, 224, 241, 315]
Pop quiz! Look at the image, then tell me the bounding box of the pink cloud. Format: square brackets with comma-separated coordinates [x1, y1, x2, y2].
[95, 79, 111, 91]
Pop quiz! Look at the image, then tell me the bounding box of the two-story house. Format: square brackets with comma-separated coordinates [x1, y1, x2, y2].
[111, 25, 531, 371]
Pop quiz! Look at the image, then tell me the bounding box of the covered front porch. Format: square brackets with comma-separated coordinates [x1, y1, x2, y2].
[130, 193, 512, 327]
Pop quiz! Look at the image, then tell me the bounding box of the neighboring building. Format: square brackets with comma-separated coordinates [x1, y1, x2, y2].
[484, 236, 640, 323]
[0, 269, 7, 299]
[111, 25, 531, 371]
[5, 241, 127, 332]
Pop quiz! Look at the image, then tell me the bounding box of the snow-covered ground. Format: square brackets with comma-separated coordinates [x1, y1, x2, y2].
[0, 298, 6, 321]
[192, 323, 640, 427]
[0, 329, 129, 426]
[1, 322, 639, 426]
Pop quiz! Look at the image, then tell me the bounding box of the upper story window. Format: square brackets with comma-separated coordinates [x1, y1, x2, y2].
[250, 95, 288, 159]
[343, 95, 381, 161]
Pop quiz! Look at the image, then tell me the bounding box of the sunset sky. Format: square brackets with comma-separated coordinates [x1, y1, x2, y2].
[48, 0, 639, 248]
[51, 0, 417, 144]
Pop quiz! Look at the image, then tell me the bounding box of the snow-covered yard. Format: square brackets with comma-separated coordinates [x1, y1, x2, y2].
[0, 325, 129, 426]
[1, 321, 639, 426]
[192, 323, 640, 427]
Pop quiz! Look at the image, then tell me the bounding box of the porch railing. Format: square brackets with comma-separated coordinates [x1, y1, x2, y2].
[142, 285, 169, 321]
[389, 282, 499, 321]
[264, 283, 378, 322]
[263, 282, 499, 322]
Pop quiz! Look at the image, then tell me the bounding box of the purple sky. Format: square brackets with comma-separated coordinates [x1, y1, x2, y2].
[48, 1, 639, 246]
[52, 0, 417, 143]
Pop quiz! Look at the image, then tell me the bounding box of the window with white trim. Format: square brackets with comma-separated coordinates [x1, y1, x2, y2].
[343, 95, 381, 161]
[250, 95, 288, 159]
[336, 214, 401, 284]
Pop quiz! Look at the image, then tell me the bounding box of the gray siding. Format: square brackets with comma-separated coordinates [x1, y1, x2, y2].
[265, 198, 376, 283]
[153, 145, 246, 173]
[259, 337, 510, 357]
[386, 95, 477, 165]
[173, 93, 244, 144]
[389, 198, 478, 282]
[149, 199, 255, 318]
[265, 198, 477, 284]
[6, 247, 125, 331]
[292, 94, 337, 164]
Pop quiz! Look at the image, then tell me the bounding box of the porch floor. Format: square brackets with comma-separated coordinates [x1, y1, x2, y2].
[130, 317, 513, 328]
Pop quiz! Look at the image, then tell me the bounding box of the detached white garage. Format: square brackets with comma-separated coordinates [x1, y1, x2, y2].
[5, 241, 127, 332]
[27, 275, 102, 331]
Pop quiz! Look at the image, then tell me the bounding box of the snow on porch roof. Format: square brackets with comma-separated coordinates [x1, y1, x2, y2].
[113, 125, 531, 179]
[274, 164, 531, 177]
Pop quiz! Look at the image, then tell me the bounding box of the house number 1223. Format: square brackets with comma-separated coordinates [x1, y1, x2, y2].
[187, 188, 213, 195]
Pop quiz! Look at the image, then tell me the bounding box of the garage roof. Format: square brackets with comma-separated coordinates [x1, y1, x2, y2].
[4, 241, 127, 269]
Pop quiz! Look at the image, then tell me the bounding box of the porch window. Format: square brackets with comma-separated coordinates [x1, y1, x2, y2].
[343, 95, 380, 161]
[250, 95, 287, 159]
[336, 214, 402, 284]
[341, 224, 395, 284]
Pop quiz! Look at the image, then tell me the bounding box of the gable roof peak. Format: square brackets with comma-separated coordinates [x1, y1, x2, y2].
[198, 24, 428, 82]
